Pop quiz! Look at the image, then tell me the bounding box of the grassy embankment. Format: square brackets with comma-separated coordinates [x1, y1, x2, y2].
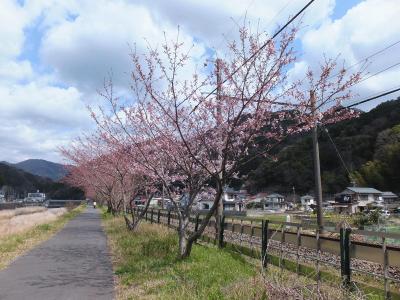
[0, 205, 85, 269]
[102, 211, 354, 300]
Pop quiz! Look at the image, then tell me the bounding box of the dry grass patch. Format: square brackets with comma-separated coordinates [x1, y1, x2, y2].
[0, 206, 46, 220]
[0, 208, 67, 237]
[0, 205, 84, 269]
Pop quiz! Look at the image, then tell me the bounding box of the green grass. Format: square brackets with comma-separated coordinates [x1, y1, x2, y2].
[0, 205, 85, 269]
[102, 214, 369, 300]
[102, 215, 267, 299]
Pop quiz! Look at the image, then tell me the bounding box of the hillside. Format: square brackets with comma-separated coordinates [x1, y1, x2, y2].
[243, 98, 400, 195]
[0, 163, 84, 200]
[12, 159, 67, 181]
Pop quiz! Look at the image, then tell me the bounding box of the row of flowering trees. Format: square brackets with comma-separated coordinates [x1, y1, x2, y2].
[61, 25, 361, 259]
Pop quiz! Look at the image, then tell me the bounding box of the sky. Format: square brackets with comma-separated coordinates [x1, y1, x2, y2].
[1, 0, 400, 163]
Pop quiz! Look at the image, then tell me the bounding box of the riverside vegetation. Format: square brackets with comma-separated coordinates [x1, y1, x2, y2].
[0, 205, 84, 269]
[102, 210, 367, 300]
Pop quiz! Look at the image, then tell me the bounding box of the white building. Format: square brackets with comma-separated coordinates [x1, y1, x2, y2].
[264, 193, 286, 212]
[334, 187, 382, 214]
[196, 187, 247, 212]
[246, 192, 287, 212]
[25, 191, 46, 202]
[300, 195, 314, 211]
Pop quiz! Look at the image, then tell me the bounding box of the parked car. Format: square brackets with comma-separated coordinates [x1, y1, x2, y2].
[381, 210, 390, 217]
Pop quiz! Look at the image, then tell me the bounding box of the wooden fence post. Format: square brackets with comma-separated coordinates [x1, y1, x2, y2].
[167, 210, 171, 226]
[340, 227, 351, 288]
[218, 215, 225, 248]
[296, 225, 301, 275]
[261, 220, 269, 268]
[382, 235, 389, 299]
[150, 208, 154, 224]
[157, 209, 161, 223]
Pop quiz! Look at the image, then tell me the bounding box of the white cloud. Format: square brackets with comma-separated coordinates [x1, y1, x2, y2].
[292, 0, 400, 109]
[0, 80, 93, 162]
[0, 0, 27, 61]
[0, 0, 399, 163]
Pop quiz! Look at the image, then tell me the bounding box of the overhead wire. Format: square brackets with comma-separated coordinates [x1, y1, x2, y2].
[339, 86, 400, 110]
[353, 61, 400, 86]
[190, 0, 316, 114]
[321, 125, 352, 176]
[328, 39, 400, 80]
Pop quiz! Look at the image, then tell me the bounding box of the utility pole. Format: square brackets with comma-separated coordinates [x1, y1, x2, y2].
[292, 186, 296, 207]
[310, 90, 324, 230]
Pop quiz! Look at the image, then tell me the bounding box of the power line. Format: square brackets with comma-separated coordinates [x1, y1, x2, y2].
[341, 86, 400, 110]
[350, 39, 400, 69]
[212, 0, 258, 52]
[328, 39, 400, 80]
[322, 125, 352, 176]
[354, 61, 400, 86]
[191, 0, 316, 114]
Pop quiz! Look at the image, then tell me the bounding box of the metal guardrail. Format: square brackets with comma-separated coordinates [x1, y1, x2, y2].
[0, 200, 85, 210]
[130, 207, 400, 299]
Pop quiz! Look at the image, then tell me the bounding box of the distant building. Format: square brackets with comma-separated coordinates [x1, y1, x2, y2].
[264, 193, 286, 212]
[380, 192, 399, 211]
[246, 192, 286, 212]
[300, 195, 314, 211]
[222, 187, 247, 211]
[25, 191, 46, 202]
[334, 187, 382, 214]
[196, 187, 247, 212]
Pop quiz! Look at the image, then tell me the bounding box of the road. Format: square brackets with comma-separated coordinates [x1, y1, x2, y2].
[0, 208, 114, 300]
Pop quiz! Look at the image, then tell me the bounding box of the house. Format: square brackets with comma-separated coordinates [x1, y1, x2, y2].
[334, 187, 382, 214]
[222, 187, 247, 211]
[245, 192, 287, 212]
[196, 187, 247, 212]
[300, 195, 314, 211]
[380, 192, 399, 211]
[264, 193, 286, 212]
[25, 191, 46, 202]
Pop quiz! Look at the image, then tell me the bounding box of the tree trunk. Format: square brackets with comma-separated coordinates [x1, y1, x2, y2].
[125, 194, 153, 231]
[178, 234, 194, 259]
[178, 216, 194, 259]
[107, 201, 112, 213]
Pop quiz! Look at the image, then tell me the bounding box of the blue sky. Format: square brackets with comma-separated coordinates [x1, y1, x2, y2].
[0, 0, 399, 163]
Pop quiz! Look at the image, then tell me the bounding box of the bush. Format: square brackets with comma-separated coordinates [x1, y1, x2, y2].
[352, 210, 381, 228]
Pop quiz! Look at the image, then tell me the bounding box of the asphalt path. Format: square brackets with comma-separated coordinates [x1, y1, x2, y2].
[0, 208, 114, 300]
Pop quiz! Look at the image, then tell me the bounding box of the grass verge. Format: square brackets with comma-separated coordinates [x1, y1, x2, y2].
[102, 212, 359, 300]
[0, 205, 85, 270]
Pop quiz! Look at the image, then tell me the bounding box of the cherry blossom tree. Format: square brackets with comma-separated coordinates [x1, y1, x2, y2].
[87, 24, 361, 258]
[62, 22, 362, 259]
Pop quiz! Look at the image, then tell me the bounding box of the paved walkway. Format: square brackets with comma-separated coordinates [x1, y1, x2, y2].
[0, 208, 114, 300]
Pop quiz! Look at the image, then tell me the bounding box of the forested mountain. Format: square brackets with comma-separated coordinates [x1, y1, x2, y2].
[12, 159, 68, 181]
[243, 98, 400, 195]
[0, 163, 84, 200]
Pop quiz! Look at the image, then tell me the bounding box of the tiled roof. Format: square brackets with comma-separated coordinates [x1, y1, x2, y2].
[382, 191, 398, 197]
[346, 186, 382, 194]
[267, 193, 285, 198]
[344, 187, 382, 194]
